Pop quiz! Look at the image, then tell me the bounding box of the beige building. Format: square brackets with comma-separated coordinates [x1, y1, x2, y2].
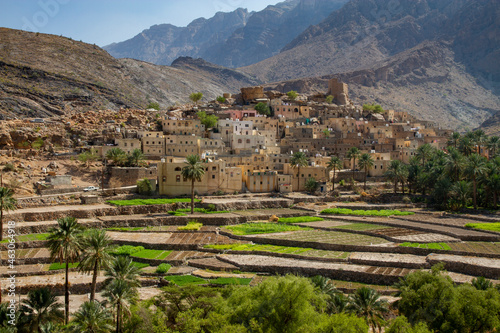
[114, 138, 141, 154]
[142, 136, 165, 157]
[283, 164, 328, 192]
[158, 159, 242, 196]
[243, 170, 278, 193]
[162, 118, 205, 136]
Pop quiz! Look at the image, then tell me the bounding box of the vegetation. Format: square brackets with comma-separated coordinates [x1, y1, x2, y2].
[321, 208, 414, 216]
[358, 153, 374, 191]
[325, 95, 334, 104]
[363, 103, 384, 113]
[0, 186, 17, 242]
[2, 163, 15, 172]
[78, 147, 100, 167]
[216, 95, 226, 103]
[132, 249, 172, 260]
[112, 245, 145, 256]
[290, 151, 309, 190]
[286, 90, 298, 101]
[189, 92, 203, 105]
[107, 198, 200, 206]
[254, 102, 271, 116]
[146, 101, 160, 110]
[156, 263, 171, 274]
[136, 178, 154, 195]
[164, 275, 207, 286]
[17, 287, 64, 332]
[47, 217, 85, 324]
[48, 262, 80, 270]
[225, 222, 311, 235]
[0, 232, 49, 243]
[399, 242, 452, 250]
[385, 159, 409, 194]
[346, 147, 360, 182]
[465, 223, 500, 232]
[197, 110, 218, 130]
[70, 301, 114, 333]
[182, 154, 206, 214]
[278, 216, 324, 223]
[178, 221, 203, 230]
[327, 156, 343, 191]
[305, 177, 319, 193]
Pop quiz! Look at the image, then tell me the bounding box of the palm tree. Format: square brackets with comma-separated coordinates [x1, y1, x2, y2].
[347, 286, 388, 333]
[0, 186, 16, 242]
[346, 147, 360, 182]
[327, 156, 342, 191]
[483, 161, 500, 209]
[416, 144, 434, 168]
[127, 149, 144, 167]
[471, 277, 493, 291]
[385, 160, 408, 194]
[449, 180, 471, 210]
[459, 135, 475, 156]
[78, 229, 115, 301]
[103, 279, 137, 333]
[311, 275, 338, 297]
[181, 155, 205, 214]
[465, 154, 488, 209]
[70, 301, 114, 333]
[104, 256, 141, 289]
[358, 153, 374, 191]
[18, 287, 64, 333]
[472, 129, 487, 155]
[487, 136, 500, 158]
[105, 147, 127, 166]
[445, 147, 464, 182]
[447, 132, 461, 149]
[290, 151, 309, 191]
[47, 217, 84, 324]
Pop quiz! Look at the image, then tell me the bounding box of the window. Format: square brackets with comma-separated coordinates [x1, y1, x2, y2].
[162, 176, 166, 182]
[212, 167, 217, 171]
[175, 167, 181, 171]
[246, 139, 250, 144]
[176, 175, 180, 182]
[212, 175, 215, 179]
[238, 139, 242, 144]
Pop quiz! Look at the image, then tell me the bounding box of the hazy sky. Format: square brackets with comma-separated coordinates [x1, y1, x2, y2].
[0, 0, 283, 46]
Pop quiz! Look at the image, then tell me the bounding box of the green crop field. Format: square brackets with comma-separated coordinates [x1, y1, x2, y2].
[399, 242, 452, 250]
[131, 249, 172, 260]
[48, 262, 79, 271]
[465, 223, 500, 232]
[224, 223, 311, 235]
[270, 229, 389, 246]
[0, 233, 49, 243]
[278, 216, 324, 223]
[107, 198, 200, 206]
[330, 223, 390, 231]
[320, 208, 414, 217]
[164, 275, 207, 286]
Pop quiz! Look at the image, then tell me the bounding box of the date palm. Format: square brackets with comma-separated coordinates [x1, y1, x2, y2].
[449, 180, 471, 210]
[104, 256, 141, 289]
[105, 147, 127, 166]
[127, 148, 144, 167]
[459, 135, 475, 156]
[358, 153, 374, 191]
[346, 147, 360, 182]
[181, 154, 205, 214]
[70, 301, 114, 333]
[78, 229, 115, 301]
[465, 154, 488, 209]
[487, 136, 500, 158]
[47, 217, 84, 324]
[103, 279, 137, 333]
[416, 144, 434, 168]
[290, 151, 309, 191]
[0, 186, 16, 242]
[327, 156, 342, 191]
[444, 147, 464, 182]
[18, 287, 64, 333]
[385, 160, 408, 194]
[347, 287, 388, 333]
[447, 132, 461, 149]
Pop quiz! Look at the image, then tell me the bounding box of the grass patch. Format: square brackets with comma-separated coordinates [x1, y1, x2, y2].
[107, 198, 200, 206]
[399, 242, 451, 250]
[0, 233, 50, 243]
[465, 223, 500, 232]
[131, 249, 172, 260]
[156, 263, 171, 274]
[48, 262, 79, 271]
[209, 277, 252, 285]
[131, 262, 150, 269]
[278, 216, 324, 223]
[112, 245, 144, 256]
[164, 275, 207, 286]
[178, 222, 203, 231]
[106, 227, 143, 232]
[167, 211, 188, 216]
[170, 208, 230, 214]
[320, 208, 414, 217]
[225, 223, 311, 235]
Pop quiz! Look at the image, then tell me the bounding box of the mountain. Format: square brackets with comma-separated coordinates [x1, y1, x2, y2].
[0, 28, 259, 119]
[104, 0, 348, 68]
[241, 0, 500, 130]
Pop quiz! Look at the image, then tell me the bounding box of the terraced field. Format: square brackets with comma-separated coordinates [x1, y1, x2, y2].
[263, 229, 390, 246]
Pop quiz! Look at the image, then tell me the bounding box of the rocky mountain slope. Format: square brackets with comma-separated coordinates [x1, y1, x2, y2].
[104, 8, 251, 66]
[104, 0, 348, 68]
[0, 28, 259, 119]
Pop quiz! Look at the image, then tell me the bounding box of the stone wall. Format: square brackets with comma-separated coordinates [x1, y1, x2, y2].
[241, 86, 265, 103]
[109, 167, 157, 187]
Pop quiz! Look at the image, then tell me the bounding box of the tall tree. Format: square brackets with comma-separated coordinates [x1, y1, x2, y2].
[0, 187, 16, 242]
[127, 149, 144, 167]
[181, 155, 205, 214]
[416, 144, 434, 168]
[78, 229, 115, 301]
[444, 147, 464, 182]
[327, 156, 342, 191]
[47, 217, 84, 324]
[447, 132, 461, 149]
[104, 256, 141, 289]
[347, 287, 388, 333]
[346, 147, 360, 182]
[459, 135, 475, 156]
[105, 147, 127, 166]
[358, 153, 374, 191]
[189, 92, 203, 105]
[449, 181, 471, 210]
[18, 287, 64, 333]
[487, 136, 500, 158]
[104, 279, 137, 333]
[290, 151, 309, 191]
[465, 154, 488, 209]
[385, 160, 408, 194]
[70, 301, 114, 333]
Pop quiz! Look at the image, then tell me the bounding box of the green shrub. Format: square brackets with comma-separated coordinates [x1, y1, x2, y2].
[164, 275, 207, 286]
[156, 263, 171, 274]
[178, 221, 203, 231]
[112, 245, 144, 256]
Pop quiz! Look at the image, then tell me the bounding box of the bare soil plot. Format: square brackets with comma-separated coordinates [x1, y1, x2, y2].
[449, 242, 500, 254]
[349, 252, 429, 269]
[189, 257, 240, 271]
[264, 229, 391, 246]
[231, 208, 308, 217]
[108, 231, 238, 246]
[394, 215, 500, 228]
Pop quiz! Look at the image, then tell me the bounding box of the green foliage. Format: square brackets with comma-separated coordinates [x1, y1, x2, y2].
[216, 96, 226, 103]
[0, 233, 49, 243]
[48, 262, 79, 271]
[77, 148, 100, 165]
[225, 222, 311, 235]
[131, 262, 150, 269]
[363, 103, 384, 113]
[178, 221, 203, 231]
[386, 316, 432, 333]
[465, 222, 500, 232]
[286, 90, 298, 100]
[2, 163, 15, 172]
[399, 242, 451, 250]
[156, 263, 171, 274]
[31, 137, 45, 149]
[170, 207, 230, 214]
[190, 92, 203, 104]
[146, 101, 160, 110]
[196, 111, 218, 129]
[107, 198, 200, 206]
[255, 102, 270, 116]
[325, 95, 334, 104]
[210, 277, 252, 285]
[205, 243, 315, 255]
[321, 208, 414, 216]
[132, 249, 172, 260]
[164, 275, 207, 286]
[305, 177, 319, 193]
[278, 216, 324, 223]
[136, 178, 154, 195]
[112, 245, 145, 256]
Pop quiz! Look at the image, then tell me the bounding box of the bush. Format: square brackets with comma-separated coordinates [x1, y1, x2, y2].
[178, 221, 203, 231]
[147, 102, 160, 110]
[113, 245, 145, 256]
[156, 263, 171, 274]
[137, 178, 154, 195]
